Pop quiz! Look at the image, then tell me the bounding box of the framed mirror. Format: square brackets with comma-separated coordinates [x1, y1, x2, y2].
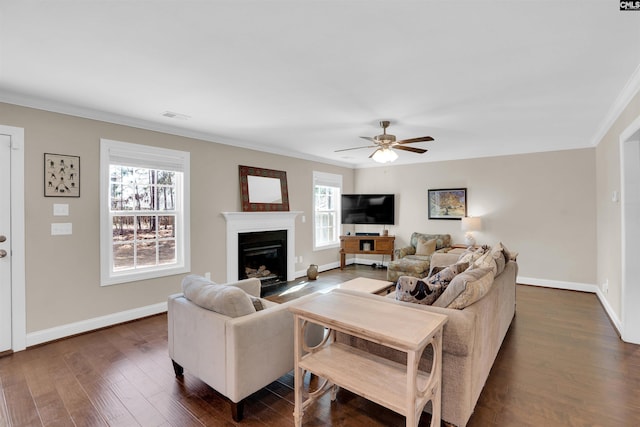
[239, 165, 290, 211]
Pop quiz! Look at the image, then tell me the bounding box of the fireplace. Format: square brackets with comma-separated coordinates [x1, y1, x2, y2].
[238, 230, 287, 289]
[222, 211, 301, 285]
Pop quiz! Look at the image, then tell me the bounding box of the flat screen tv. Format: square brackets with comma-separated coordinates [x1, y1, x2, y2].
[341, 194, 395, 225]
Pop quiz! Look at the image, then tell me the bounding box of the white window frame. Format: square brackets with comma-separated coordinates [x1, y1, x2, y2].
[313, 171, 342, 250]
[100, 139, 190, 286]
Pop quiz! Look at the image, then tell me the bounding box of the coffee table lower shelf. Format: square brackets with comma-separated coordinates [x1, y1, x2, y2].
[299, 342, 434, 416]
[289, 291, 446, 427]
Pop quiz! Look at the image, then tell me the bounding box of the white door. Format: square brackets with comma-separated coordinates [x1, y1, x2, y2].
[0, 134, 11, 352]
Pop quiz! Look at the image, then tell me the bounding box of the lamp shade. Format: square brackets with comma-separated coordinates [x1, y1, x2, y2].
[461, 216, 481, 232]
[372, 148, 398, 163]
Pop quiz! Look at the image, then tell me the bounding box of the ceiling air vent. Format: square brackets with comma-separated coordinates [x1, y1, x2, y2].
[162, 111, 191, 120]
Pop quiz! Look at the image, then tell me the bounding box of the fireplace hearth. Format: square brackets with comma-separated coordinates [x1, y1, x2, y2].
[238, 230, 287, 290]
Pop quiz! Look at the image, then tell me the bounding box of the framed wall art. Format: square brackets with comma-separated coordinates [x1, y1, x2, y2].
[428, 188, 466, 220]
[44, 153, 80, 197]
[239, 165, 289, 211]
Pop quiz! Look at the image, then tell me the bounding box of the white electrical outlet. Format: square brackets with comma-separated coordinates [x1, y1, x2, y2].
[51, 223, 72, 235]
[299, 255, 303, 264]
[53, 203, 69, 216]
[204, 272, 211, 280]
[603, 279, 609, 294]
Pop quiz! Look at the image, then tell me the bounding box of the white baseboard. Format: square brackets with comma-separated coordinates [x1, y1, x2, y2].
[517, 276, 599, 293]
[295, 261, 342, 279]
[26, 302, 168, 347]
[595, 288, 623, 336]
[26, 274, 626, 347]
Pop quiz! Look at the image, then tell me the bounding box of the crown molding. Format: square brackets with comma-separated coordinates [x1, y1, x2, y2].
[0, 90, 354, 169]
[591, 62, 640, 147]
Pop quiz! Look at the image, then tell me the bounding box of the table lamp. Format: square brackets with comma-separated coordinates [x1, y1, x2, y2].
[461, 216, 481, 247]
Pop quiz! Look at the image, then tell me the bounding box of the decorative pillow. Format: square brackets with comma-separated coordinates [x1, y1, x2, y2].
[428, 265, 447, 278]
[472, 244, 507, 275]
[433, 267, 494, 309]
[429, 263, 463, 286]
[396, 262, 468, 305]
[500, 241, 518, 262]
[249, 296, 265, 311]
[494, 252, 506, 276]
[415, 238, 437, 256]
[395, 275, 444, 305]
[457, 246, 488, 264]
[182, 275, 256, 318]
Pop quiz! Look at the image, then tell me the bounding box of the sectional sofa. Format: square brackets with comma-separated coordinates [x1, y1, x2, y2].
[337, 250, 518, 426]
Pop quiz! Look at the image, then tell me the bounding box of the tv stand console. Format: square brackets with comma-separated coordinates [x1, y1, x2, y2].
[339, 235, 395, 270]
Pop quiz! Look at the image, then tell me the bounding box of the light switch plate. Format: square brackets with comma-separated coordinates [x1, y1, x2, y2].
[53, 203, 69, 216]
[51, 223, 72, 235]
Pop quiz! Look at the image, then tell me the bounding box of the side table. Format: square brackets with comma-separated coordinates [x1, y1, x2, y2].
[289, 291, 447, 427]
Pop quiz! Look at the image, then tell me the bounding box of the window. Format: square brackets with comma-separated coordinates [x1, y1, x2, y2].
[313, 171, 342, 249]
[100, 139, 190, 285]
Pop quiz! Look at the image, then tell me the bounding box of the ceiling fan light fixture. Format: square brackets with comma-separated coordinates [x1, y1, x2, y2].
[372, 148, 398, 163]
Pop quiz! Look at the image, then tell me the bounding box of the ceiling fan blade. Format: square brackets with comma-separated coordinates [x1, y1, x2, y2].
[369, 148, 381, 158]
[360, 136, 378, 143]
[394, 145, 428, 154]
[396, 136, 434, 144]
[334, 145, 377, 153]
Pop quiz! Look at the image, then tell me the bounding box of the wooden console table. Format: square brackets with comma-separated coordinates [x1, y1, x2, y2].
[339, 235, 395, 269]
[289, 291, 447, 426]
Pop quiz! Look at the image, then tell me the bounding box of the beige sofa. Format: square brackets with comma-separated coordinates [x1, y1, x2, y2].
[338, 252, 518, 426]
[168, 276, 322, 421]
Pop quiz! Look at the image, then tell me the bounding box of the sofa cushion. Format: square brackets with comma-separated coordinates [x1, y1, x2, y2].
[388, 258, 431, 274]
[415, 238, 437, 256]
[433, 267, 495, 309]
[403, 255, 431, 262]
[182, 275, 256, 318]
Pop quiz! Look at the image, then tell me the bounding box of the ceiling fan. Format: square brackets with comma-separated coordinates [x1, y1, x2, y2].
[335, 120, 434, 163]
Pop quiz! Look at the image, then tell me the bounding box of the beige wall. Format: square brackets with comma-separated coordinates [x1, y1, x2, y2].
[595, 91, 640, 318]
[5, 92, 635, 337]
[354, 149, 598, 284]
[0, 102, 354, 333]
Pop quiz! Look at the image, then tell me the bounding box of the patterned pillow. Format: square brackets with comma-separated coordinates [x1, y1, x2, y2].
[249, 296, 265, 311]
[429, 261, 469, 278]
[415, 238, 437, 256]
[472, 244, 506, 275]
[457, 246, 488, 264]
[396, 262, 467, 305]
[395, 276, 444, 306]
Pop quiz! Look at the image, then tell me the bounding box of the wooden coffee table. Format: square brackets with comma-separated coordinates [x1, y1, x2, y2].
[336, 277, 394, 295]
[289, 291, 447, 427]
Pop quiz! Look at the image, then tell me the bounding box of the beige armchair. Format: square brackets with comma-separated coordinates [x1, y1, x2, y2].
[168, 277, 322, 421]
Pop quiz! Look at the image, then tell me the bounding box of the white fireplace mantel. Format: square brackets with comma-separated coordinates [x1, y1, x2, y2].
[222, 211, 302, 283]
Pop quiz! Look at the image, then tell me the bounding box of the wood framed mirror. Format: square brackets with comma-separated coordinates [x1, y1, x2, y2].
[239, 165, 290, 211]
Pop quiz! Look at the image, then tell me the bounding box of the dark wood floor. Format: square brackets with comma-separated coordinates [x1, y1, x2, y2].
[1, 265, 639, 426]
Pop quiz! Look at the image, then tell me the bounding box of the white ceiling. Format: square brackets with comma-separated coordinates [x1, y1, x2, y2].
[1, 1, 639, 168]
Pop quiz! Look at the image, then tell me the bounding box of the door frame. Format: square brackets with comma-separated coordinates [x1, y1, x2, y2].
[0, 125, 26, 352]
[620, 114, 640, 345]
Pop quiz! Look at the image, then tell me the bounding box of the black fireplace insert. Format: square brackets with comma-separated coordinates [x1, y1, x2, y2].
[238, 230, 287, 290]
